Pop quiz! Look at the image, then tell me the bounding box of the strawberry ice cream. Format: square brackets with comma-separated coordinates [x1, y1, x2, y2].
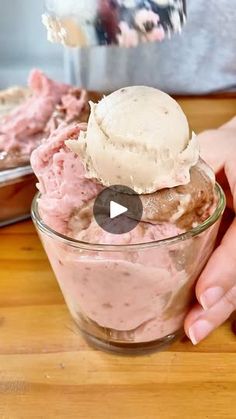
[31, 87, 225, 353]
[0, 86, 30, 119]
[31, 123, 102, 233]
[0, 70, 88, 170]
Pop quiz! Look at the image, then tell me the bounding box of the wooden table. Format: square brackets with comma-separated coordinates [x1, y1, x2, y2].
[1, 97, 236, 419]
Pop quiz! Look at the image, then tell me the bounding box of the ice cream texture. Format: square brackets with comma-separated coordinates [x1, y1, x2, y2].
[0, 70, 68, 155]
[0, 86, 30, 119]
[31, 123, 103, 234]
[0, 70, 88, 170]
[67, 86, 199, 194]
[32, 123, 214, 237]
[31, 86, 221, 348]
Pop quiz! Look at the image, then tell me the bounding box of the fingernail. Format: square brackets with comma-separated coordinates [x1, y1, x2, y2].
[200, 287, 224, 310]
[189, 320, 213, 345]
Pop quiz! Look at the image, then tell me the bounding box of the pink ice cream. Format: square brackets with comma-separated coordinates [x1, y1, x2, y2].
[31, 123, 102, 233]
[31, 125, 221, 348]
[41, 221, 218, 343]
[31, 87, 223, 350]
[0, 70, 88, 170]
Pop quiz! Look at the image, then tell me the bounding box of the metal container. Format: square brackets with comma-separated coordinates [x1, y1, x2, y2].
[0, 165, 37, 227]
[43, 0, 186, 48]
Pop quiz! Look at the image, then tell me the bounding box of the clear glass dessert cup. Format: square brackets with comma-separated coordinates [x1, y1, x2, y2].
[32, 184, 225, 354]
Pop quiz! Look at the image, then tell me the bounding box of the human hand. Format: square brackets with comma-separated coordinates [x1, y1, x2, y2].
[184, 116, 236, 344]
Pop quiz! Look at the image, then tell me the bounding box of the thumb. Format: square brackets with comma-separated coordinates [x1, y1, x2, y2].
[198, 116, 236, 173]
[184, 218, 236, 345]
[196, 218, 236, 310]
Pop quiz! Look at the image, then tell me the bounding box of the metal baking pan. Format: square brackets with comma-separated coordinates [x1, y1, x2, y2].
[0, 165, 37, 227]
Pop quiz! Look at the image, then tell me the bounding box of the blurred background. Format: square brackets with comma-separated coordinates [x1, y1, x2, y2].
[0, 0, 236, 93]
[0, 0, 63, 87]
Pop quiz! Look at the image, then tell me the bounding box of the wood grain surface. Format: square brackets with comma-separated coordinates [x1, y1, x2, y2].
[0, 97, 236, 419]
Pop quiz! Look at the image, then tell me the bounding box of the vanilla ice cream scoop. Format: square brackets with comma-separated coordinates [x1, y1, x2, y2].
[67, 86, 199, 194]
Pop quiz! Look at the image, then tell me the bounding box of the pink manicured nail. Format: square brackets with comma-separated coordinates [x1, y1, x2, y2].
[200, 287, 224, 310]
[189, 320, 213, 345]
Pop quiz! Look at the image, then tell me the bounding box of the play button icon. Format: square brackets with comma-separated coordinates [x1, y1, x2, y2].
[110, 201, 128, 219]
[93, 185, 143, 235]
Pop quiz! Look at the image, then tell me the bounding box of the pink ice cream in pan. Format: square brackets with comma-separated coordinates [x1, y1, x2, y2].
[0, 69, 88, 170]
[31, 86, 225, 353]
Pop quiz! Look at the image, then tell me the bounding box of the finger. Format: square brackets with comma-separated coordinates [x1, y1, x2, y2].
[225, 159, 236, 210]
[224, 188, 234, 211]
[184, 304, 204, 331]
[215, 170, 234, 210]
[195, 218, 236, 310]
[198, 119, 236, 174]
[185, 290, 235, 345]
[198, 130, 226, 173]
[220, 116, 236, 130]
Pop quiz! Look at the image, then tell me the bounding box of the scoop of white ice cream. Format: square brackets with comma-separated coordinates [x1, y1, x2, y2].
[67, 86, 199, 194]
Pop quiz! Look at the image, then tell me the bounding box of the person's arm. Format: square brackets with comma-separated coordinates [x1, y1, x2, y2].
[184, 117, 236, 344]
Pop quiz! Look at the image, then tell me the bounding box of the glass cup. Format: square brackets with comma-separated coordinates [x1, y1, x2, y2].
[32, 184, 225, 354]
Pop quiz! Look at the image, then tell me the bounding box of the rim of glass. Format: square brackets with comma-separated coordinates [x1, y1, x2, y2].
[31, 183, 225, 252]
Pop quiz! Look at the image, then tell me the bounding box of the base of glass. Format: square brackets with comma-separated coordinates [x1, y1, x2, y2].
[80, 328, 184, 355]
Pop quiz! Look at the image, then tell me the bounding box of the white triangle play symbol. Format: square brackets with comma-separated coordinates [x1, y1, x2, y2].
[110, 201, 128, 219]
